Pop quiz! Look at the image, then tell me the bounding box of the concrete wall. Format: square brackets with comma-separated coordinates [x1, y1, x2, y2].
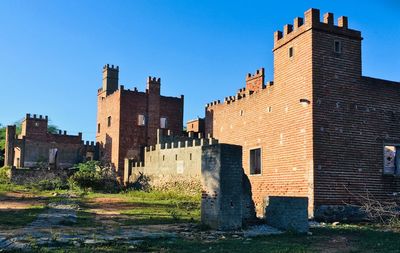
[201, 144, 245, 230]
[265, 196, 309, 233]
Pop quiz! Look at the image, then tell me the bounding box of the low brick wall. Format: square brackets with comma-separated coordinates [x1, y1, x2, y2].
[265, 196, 309, 233]
[9, 167, 72, 185]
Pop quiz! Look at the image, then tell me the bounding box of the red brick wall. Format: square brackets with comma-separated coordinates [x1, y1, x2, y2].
[312, 25, 400, 205]
[206, 18, 314, 215]
[206, 8, 400, 216]
[96, 75, 184, 179]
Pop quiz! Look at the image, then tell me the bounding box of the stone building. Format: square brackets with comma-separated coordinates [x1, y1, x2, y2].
[96, 65, 184, 179]
[205, 8, 400, 217]
[124, 130, 256, 229]
[4, 114, 96, 169]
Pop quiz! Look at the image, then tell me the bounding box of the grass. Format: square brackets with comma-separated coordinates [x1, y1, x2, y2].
[18, 225, 400, 253]
[79, 190, 201, 225]
[0, 205, 46, 228]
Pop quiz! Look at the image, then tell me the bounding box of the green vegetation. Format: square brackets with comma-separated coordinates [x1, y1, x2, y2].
[0, 205, 45, 228]
[21, 225, 400, 253]
[69, 161, 121, 193]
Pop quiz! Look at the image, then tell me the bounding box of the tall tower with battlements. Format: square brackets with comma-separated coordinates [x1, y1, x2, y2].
[96, 65, 184, 180]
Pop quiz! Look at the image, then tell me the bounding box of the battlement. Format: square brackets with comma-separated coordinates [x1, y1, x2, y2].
[206, 67, 274, 109]
[103, 64, 119, 71]
[273, 8, 361, 50]
[245, 68, 265, 92]
[246, 68, 264, 81]
[25, 113, 48, 121]
[147, 76, 161, 84]
[128, 129, 218, 169]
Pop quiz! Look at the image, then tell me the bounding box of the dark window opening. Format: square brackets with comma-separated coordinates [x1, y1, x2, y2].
[190, 153, 192, 160]
[175, 154, 178, 160]
[250, 148, 261, 175]
[97, 123, 100, 133]
[288, 47, 294, 58]
[107, 116, 111, 127]
[162, 155, 165, 161]
[334, 40, 342, 53]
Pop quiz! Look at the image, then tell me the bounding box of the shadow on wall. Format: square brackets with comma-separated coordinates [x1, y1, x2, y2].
[242, 171, 257, 224]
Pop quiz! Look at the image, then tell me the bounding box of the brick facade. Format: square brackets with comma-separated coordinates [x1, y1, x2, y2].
[205, 8, 400, 216]
[96, 65, 184, 179]
[5, 114, 96, 169]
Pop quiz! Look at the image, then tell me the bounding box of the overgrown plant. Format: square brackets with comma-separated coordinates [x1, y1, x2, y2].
[69, 161, 121, 193]
[345, 186, 400, 228]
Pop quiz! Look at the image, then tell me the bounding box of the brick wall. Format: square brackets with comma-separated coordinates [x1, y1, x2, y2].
[205, 8, 400, 217]
[97, 67, 184, 180]
[205, 10, 314, 215]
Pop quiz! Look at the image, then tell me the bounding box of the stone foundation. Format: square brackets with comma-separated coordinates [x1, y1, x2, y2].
[9, 167, 73, 185]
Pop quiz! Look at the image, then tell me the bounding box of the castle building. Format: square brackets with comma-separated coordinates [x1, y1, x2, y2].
[96, 65, 184, 178]
[205, 8, 400, 217]
[4, 114, 96, 169]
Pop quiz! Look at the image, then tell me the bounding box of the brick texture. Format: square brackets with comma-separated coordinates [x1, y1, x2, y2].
[205, 8, 400, 216]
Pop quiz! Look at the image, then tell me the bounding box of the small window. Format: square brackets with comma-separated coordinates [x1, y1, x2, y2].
[160, 117, 168, 129]
[175, 154, 178, 160]
[288, 47, 294, 58]
[239, 110, 244, 116]
[97, 123, 101, 133]
[383, 145, 400, 175]
[190, 153, 192, 160]
[162, 155, 165, 161]
[334, 40, 342, 53]
[250, 148, 261, 175]
[34, 122, 40, 127]
[107, 116, 111, 127]
[138, 114, 146, 126]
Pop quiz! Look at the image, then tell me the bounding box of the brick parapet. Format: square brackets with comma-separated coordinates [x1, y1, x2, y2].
[273, 8, 361, 52]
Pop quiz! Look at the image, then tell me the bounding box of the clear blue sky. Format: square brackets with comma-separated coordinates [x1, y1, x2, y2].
[0, 0, 399, 141]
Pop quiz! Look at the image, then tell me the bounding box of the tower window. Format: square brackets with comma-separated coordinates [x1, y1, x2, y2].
[107, 116, 111, 127]
[288, 47, 294, 58]
[160, 117, 168, 129]
[138, 114, 146, 126]
[250, 148, 262, 175]
[97, 123, 101, 133]
[334, 40, 342, 53]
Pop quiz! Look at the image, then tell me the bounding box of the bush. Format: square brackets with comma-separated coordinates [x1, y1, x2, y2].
[30, 178, 68, 191]
[69, 161, 121, 193]
[0, 166, 11, 184]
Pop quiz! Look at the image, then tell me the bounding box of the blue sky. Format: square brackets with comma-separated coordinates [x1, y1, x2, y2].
[0, 0, 399, 141]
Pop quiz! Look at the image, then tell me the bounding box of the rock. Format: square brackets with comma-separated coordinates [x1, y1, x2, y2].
[243, 225, 283, 237]
[332, 222, 340, 226]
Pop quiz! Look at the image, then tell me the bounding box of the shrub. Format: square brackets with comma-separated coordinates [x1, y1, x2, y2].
[69, 161, 121, 193]
[30, 178, 68, 191]
[0, 166, 11, 184]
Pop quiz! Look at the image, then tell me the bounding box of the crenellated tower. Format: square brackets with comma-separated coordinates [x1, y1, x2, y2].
[102, 64, 119, 96]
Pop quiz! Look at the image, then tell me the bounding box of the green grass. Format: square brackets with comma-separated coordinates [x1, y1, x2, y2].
[0, 205, 46, 228]
[81, 190, 201, 225]
[20, 225, 400, 253]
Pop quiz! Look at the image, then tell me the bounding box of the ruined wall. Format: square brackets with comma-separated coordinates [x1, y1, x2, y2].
[201, 144, 244, 230]
[6, 114, 96, 169]
[9, 167, 72, 185]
